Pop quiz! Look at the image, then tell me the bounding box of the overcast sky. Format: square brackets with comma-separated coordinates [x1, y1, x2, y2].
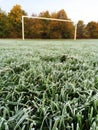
[0, 0, 98, 24]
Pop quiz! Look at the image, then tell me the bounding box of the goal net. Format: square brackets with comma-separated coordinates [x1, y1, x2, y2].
[22, 16, 77, 40]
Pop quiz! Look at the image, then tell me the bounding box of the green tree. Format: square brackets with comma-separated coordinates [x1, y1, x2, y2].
[0, 8, 9, 38]
[8, 4, 27, 38]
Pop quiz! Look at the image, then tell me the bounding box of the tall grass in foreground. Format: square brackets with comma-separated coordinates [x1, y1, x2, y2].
[0, 40, 98, 130]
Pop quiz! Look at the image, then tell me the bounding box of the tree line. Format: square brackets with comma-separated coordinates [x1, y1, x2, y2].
[0, 4, 98, 39]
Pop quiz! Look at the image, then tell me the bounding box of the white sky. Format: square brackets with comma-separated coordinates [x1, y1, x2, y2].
[0, 0, 98, 24]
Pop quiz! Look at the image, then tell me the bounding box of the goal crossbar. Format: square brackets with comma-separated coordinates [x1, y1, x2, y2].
[22, 16, 77, 40]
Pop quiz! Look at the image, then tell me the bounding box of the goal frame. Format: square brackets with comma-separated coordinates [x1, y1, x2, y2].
[22, 16, 77, 40]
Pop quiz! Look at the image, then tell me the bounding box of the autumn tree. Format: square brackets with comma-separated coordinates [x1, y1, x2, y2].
[49, 10, 65, 38]
[48, 12, 60, 38]
[77, 20, 87, 39]
[38, 11, 51, 38]
[24, 11, 51, 39]
[56, 9, 68, 19]
[50, 9, 74, 39]
[56, 9, 74, 39]
[86, 21, 98, 38]
[24, 14, 43, 39]
[8, 4, 27, 38]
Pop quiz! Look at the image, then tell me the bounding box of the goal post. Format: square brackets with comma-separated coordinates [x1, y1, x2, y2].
[22, 16, 77, 40]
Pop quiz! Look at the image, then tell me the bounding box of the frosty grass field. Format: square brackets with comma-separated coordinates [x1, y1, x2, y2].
[0, 39, 98, 130]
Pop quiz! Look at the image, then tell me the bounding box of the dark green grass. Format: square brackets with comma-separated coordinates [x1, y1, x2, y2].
[0, 39, 98, 130]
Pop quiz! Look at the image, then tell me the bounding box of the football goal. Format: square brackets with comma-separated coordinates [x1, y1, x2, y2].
[22, 16, 77, 40]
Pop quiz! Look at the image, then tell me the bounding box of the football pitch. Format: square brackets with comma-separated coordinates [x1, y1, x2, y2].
[0, 39, 98, 130]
